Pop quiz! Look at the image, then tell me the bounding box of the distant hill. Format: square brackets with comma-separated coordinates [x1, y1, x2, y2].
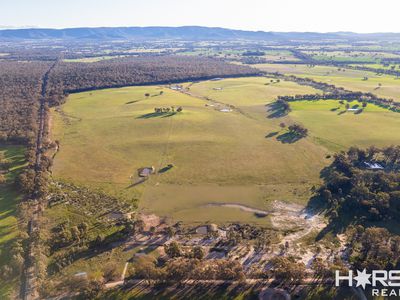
[0, 26, 399, 41]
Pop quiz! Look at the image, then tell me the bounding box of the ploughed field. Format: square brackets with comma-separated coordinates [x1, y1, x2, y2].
[51, 76, 400, 225]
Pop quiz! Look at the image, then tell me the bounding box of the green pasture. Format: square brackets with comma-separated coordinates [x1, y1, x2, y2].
[255, 63, 400, 102]
[51, 78, 328, 225]
[51, 75, 400, 226]
[188, 77, 318, 120]
[289, 100, 400, 151]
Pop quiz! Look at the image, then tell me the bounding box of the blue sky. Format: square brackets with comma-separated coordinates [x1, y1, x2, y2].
[1, 0, 400, 33]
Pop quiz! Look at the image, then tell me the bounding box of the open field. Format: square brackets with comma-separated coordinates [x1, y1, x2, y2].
[51, 76, 400, 226]
[262, 50, 299, 61]
[0, 145, 26, 299]
[51, 77, 327, 225]
[180, 48, 298, 61]
[63, 55, 129, 63]
[188, 77, 317, 118]
[303, 50, 400, 62]
[255, 63, 400, 101]
[289, 100, 400, 151]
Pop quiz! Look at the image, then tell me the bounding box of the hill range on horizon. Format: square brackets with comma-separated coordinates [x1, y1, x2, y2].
[1, 25, 400, 41]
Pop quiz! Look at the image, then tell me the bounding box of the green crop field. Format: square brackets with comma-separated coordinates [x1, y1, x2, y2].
[51, 77, 327, 226]
[255, 63, 400, 102]
[289, 100, 400, 151]
[0, 145, 26, 299]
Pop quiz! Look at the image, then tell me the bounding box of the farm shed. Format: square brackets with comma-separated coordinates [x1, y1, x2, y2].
[364, 162, 384, 170]
[138, 166, 155, 177]
[170, 85, 182, 90]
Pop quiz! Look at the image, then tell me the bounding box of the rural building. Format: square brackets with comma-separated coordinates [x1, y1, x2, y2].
[138, 166, 156, 177]
[170, 85, 182, 90]
[364, 162, 384, 170]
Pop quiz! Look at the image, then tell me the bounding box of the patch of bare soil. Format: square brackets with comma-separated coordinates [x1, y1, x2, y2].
[269, 200, 326, 244]
[138, 213, 162, 231]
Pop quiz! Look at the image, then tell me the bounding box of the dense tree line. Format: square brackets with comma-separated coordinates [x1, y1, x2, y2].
[0, 61, 50, 143]
[266, 72, 347, 94]
[242, 51, 265, 56]
[277, 92, 400, 112]
[348, 64, 400, 78]
[47, 56, 259, 95]
[318, 146, 400, 222]
[133, 255, 245, 282]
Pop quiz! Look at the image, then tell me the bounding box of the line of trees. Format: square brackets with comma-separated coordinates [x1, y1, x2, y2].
[348, 64, 400, 78]
[269, 73, 400, 112]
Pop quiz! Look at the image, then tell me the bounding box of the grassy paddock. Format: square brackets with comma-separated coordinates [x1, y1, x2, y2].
[51, 78, 327, 225]
[255, 63, 400, 102]
[289, 100, 400, 151]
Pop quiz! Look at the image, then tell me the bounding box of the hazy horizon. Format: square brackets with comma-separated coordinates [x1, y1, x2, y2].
[1, 24, 400, 35]
[2, 0, 400, 33]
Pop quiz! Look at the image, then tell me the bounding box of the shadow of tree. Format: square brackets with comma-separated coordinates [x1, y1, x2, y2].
[136, 112, 176, 119]
[113, 281, 258, 300]
[161, 112, 177, 118]
[125, 100, 139, 105]
[265, 131, 279, 138]
[126, 178, 147, 188]
[158, 165, 174, 174]
[266, 102, 289, 119]
[337, 111, 346, 115]
[276, 132, 303, 144]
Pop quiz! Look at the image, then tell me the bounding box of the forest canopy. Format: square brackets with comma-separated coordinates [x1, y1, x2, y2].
[318, 146, 400, 222]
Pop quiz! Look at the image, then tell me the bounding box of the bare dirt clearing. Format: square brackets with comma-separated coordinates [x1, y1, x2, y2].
[270, 200, 326, 244]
